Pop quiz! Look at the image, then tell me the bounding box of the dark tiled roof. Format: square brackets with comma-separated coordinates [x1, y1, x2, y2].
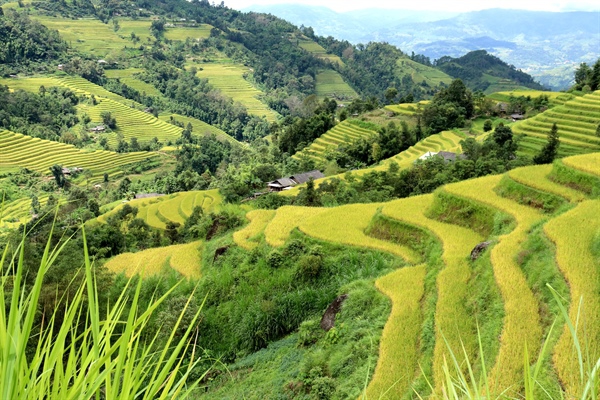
[290, 170, 325, 184]
[268, 178, 295, 188]
[436, 151, 466, 161]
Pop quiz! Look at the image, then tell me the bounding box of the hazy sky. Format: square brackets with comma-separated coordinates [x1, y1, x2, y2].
[224, 0, 600, 12]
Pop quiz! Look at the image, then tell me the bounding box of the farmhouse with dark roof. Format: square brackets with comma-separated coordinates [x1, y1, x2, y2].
[267, 170, 325, 191]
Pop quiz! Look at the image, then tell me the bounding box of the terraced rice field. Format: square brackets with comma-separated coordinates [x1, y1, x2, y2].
[444, 175, 544, 393]
[283, 129, 465, 196]
[56, 75, 143, 106]
[33, 16, 131, 55]
[97, 189, 222, 230]
[365, 264, 426, 399]
[83, 98, 183, 146]
[0, 194, 54, 229]
[396, 58, 452, 87]
[382, 195, 483, 390]
[384, 101, 430, 116]
[117, 19, 153, 42]
[512, 90, 600, 157]
[487, 90, 576, 106]
[263, 206, 327, 247]
[545, 200, 600, 397]
[561, 151, 600, 176]
[233, 210, 276, 250]
[509, 164, 587, 202]
[0, 75, 139, 105]
[104, 68, 163, 96]
[192, 62, 279, 122]
[0, 76, 63, 93]
[157, 113, 236, 144]
[295, 37, 344, 66]
[0, 129, 155, 183]
[104, 240, 203, 278]
[315, 70, 357, 102]
[232, 153, 599, 397]
[292, 120, 378, 164]
[299, 204, 419, 263]
[1, 75, 232, 146]
[164, 24, 212, 41]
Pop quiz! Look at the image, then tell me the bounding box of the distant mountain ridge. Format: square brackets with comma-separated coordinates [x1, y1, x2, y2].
[244, 5, 600, 90]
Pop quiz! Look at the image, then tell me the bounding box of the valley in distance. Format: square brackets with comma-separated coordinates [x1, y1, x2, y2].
[0, 0, 599, 398]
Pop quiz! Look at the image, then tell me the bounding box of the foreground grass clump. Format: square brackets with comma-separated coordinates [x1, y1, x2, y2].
[0, 228, 205, 400]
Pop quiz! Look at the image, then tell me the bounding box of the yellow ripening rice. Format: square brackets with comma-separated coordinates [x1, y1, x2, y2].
[263, 206, 327, 247]
[545, 200, 600, 397]
[104, 241, 202, 278]
[233, 210, 276, 250]
[562, 152, 600, 177]
[382, 194, 483, 391]
[365, 265, 426, 399]
[299, 203, 419, 264]
[509, 164, 587, 203]
[444, 174, 543, 394]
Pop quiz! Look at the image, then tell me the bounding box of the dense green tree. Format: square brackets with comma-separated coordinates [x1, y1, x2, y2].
[533, 123, 560, 164]
[49, 165, 66, 188]
[0, 10, 67, 65]
[421, 79, 474, 134]
[483, 119, 493, 132]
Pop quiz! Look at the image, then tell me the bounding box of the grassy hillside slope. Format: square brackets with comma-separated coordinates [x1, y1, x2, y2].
[189, 61, 280, 123]
[225, 151, 600, 398]
[0, 129, 155, 183]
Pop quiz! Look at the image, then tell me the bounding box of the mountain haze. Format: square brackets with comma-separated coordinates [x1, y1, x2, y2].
[245, 5, 600, 89]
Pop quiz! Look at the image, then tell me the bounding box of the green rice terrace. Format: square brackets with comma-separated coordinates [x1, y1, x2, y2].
[0, 129, 156, 183]
[292, 119, 378, 164]
[1, 75, 236, 146]
[315, 69, 358, 102]
[385, 100, 430, 116]
[224, 151, 600, 398]
[285, 129, 465, 194]
[513, 90, 600, 157]
[163, 24, 212, 41]
[82, 98, 183, 146]
[293, 35, 344, 66]
[190, 61, 280, 123]
[397, 58, 453, 87]
[104, 68, 163, 97]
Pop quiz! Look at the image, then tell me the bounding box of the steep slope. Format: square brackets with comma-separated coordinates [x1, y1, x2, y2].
[513, 90, 600, 157]
[224, 152, 600, 398]
[0, 129, 155, 183]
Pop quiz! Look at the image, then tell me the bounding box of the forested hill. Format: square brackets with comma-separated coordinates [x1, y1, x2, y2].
[1, 0, 543, 104]
[435, 50, 547, 93]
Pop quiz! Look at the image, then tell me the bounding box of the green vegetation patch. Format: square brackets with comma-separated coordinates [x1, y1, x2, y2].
[315, 69, 357, 102]
[104, 68, 163, 96]
[190, 62, 279, 122]
[163, 24, 212, 41]
[396, 58, 452, 87]
[495, 175, 567, 213]
[426, 189, 505, 237]
[33, 16, 131, 56]
[549, 160, 600, 197]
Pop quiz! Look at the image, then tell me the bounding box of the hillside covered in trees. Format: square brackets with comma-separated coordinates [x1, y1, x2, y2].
[1, 0, 600, 399]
